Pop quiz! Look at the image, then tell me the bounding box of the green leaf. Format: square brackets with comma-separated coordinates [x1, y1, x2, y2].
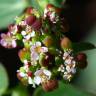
[0, 0, 27, 28]
[72, 42, 96, 53]
[33, 81, 90, 96]
[12, 84, 28, 96]
[0, 63, 9, 95]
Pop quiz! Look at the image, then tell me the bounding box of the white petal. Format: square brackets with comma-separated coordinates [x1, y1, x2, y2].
[31, 52, 39, 60]
[34, 70, 43, 76]
[43, 69, 51, 77]
[65, 59, 72, 64]
[28, 77, 33, 84]
[12, 40, 16, 48]
[25, 34, 31, 40]
[31, 31, 35, 37]
[19, 72, 26, 77]
[66, 66, 71, 73]
[34, 76, 41, 85]
[41, 47, 48, 52]
[35, 42, 41, 46]
[21, 31, 26, 36]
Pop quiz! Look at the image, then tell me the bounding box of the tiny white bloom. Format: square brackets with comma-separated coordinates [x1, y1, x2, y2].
[66, 66, 71, 73]
[65, 59, 72, 65]
[35, 41, 41, 46]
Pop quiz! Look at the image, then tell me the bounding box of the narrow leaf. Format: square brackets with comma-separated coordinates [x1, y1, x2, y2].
[0, 63, 9, 95]
[72, 42, 96, 53]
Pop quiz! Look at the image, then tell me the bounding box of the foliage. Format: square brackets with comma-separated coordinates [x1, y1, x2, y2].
[0, 63, 9, 95]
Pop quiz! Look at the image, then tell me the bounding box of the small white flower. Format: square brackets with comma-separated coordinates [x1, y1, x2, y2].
[21, 31, 26, 36]
[58, 65, 65, 72]
[24, 34, 31, 40]
[65, 58, 72, 65]
[0, 32, 17, 48]
[34, 69, 52, 83]
[30, 42, 48, 65]
[63, 72, 72, 81]
[66, 66, 71, 73]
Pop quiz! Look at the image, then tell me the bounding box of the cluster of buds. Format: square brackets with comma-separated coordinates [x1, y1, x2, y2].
[0, 4, 88, 92]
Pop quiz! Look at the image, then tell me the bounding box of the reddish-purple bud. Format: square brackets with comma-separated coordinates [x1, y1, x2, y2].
[77, 60, 88, 69]
[8, 24, 14, 31]
[26, 7, 33, 14]
[47, 4, 54, 9]
[25, 15, 36, 26]
[76, 53, 87, 62]
[32, 19, 42, 30]
[42, 80, 58, 92]
[39, 52, 54, 67]
[17, 72, 22, 80]
[27, 71, 33, 77]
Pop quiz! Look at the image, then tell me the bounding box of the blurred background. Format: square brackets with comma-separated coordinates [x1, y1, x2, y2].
[0, 0, 96, 96]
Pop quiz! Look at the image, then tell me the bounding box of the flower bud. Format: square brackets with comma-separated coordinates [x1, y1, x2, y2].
[76, 53, 87, 62]
[77, 60, 88, 69]
[39, 52, 53, 67]
[42, 80, 58, 92]
[47, 4, 54, 9]
[8, 24, 14, 31]
[18, 48, 30, 62]
[32, 19, 42, 30]
[27, 71, 33, 77]
[43, 36, 53, 47]
[21, 77, 28, 86]
[25, 15, 36, 26]
[47, 4, 61, 14]
[61, 37, 72, 49]
[25, 7, 33, 14]
[17, 72, 22, 80]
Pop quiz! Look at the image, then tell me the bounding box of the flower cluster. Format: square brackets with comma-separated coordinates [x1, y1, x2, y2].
[0, 4, 88, 91]
[58, 49, 76, 81]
